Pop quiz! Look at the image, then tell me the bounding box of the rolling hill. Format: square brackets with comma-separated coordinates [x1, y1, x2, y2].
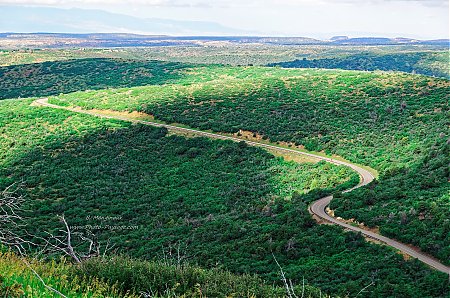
[0, 58, 449, 297]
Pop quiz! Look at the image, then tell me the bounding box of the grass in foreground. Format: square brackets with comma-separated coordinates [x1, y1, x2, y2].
[0, 251, 135, 298]
[0, 251, 331, 297]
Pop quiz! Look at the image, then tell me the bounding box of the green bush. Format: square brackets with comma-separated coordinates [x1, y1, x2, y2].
[76, 256, 327, 298]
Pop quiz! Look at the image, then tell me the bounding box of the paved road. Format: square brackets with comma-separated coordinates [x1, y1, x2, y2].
[34, 98, 450, 275]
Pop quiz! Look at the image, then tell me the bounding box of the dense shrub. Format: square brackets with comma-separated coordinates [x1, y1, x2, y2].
[270, 52, 449, 78]
[76, 256, 326, 297]
[1, 98, 448, 297]
[0, 58, 189, 99]
[0, 251, 135, 298]
[49, 65, 450, 264]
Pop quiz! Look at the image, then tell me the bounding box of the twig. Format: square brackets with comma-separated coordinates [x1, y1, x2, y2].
[272, 253, 298, 298]
[21, 258, 68, 298]
[355, 281, 375, 297]
[301, 276, 305, 298]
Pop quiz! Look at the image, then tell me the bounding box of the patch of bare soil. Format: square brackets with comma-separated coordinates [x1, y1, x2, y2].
[77, 107, 156, 121]
[233, 130, 318, 163]
[234, 129, 305, 150]
[269, 150, 320, 164]
[327, 208, 381, 234]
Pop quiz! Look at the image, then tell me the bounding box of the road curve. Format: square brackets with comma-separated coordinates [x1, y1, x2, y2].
[34, 98, 450, 275]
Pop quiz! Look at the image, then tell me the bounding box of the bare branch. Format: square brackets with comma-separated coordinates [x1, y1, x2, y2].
[0, 184, 113, 264]
[0, 183, 34, 254]
[160, 240, 196, 268]
[301, 276, 305, 298]
[272, 253, 298, 298]
[38, 214, 114, 263]
[21, 258, 68, 298]
[355, 280, 375, 297]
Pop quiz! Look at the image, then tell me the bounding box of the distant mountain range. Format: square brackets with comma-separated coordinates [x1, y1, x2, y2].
[0, 33, 448, 49]
[0, 6, 448, 48]
[0, 5, 247, 36]
[327, 36, 449, 45]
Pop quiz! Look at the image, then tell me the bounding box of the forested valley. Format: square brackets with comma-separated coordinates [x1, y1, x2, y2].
[48, 63, 449, 265]
[0, 57, 448, 297]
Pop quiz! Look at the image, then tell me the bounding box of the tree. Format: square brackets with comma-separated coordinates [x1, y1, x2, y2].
[39, 214, 115, 263]
[0, 183, 31, 254]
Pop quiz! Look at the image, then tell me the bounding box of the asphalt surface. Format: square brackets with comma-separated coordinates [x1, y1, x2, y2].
[34, 98, 450, 275]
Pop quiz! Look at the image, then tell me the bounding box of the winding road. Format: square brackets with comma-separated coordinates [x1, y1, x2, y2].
[34, 98, 450, 275]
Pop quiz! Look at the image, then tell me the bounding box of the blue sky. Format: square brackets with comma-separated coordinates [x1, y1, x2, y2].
[1, 0, 448, 39]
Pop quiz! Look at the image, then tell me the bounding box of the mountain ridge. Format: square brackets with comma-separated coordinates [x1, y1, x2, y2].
[0, 5, 246, 36]
[0, 32, 448, 49]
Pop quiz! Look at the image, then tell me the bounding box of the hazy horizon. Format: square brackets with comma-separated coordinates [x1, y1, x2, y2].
[0, 0, 448, 39]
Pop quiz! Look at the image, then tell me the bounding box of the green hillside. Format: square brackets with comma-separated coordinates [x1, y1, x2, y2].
[48, 65, 449, 265]
[0, 58, 189, 99]
[270, 52, 450, 78]
[1, 97, 448, 297]
[1, 46, 448, 77]
[1, 57, 449, 296]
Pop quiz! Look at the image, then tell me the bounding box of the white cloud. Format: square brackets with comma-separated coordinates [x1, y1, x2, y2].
[0, 0, 447, 38]
[0, 0, 196, 6]
[0, 0, 447, 7]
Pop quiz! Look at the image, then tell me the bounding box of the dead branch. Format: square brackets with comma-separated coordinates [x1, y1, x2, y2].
[21, 258, 68, 298]
[0, 183, 34, 254]
[355, 280, 375, 297]
[272, 253, 298, 298]
[38, 214, 114, 263]
[160, 240, 196, 268]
